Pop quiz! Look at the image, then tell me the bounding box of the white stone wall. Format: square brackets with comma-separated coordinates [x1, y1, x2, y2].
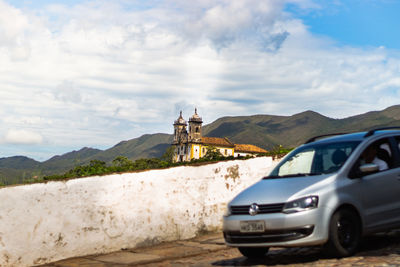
[218, 147, 234, 157]
[234, 152, 252, 157]
[0, 157, 279, 267]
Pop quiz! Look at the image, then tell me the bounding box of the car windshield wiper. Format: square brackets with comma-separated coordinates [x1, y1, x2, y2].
[263, 175, 281, 179]
[263, 172, 322, 179]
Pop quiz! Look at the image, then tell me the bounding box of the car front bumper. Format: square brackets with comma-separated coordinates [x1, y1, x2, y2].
[223, 207, 330, 247]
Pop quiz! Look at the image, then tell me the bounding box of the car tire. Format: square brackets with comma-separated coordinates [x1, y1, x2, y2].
[238, 247, 269, 258]
[324, 208, 361, 258]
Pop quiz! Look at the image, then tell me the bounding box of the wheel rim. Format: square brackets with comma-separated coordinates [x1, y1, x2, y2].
[337, 216, 356, 249]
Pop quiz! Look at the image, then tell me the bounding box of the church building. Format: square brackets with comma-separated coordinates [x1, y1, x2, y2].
[172, 109, 267, 162]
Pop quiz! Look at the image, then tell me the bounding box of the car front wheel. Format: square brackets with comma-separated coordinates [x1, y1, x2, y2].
[238, 247, 269, 258]
[324, 208, 361, 257]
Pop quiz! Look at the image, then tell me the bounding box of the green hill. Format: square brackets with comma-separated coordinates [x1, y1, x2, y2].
[0, 156, 42, 185]
[202, 110, 338, 150]
[89, 134, 173, 163]
[203, 105, 400, 150]
[3, 105, 400, 185]
[40, 147, 102, 175]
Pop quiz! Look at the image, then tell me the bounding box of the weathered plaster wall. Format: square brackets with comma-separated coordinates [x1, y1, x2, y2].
[0, 157, 278, 266]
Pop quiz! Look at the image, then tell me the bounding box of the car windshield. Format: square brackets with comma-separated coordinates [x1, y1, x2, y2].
[267, 141, 360, 178]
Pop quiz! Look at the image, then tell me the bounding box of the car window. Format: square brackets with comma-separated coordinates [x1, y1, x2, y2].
[394, 137, 400, 154]
[358, 138, 393, 171]
[320, 145, 355, 173]
[269, 141, 360, 177]
[278, 149, 315, 176]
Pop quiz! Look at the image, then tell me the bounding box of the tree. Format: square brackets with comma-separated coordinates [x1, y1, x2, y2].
[132, 158, 165, 170]
[161, 146, 175, 163]
[203, 145, 223, 161]
[112, 156, 133, 171]
[65, 160, 108, 177]
[265, 145, 293, 159]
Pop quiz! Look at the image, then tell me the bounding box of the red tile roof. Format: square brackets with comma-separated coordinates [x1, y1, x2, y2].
[201, 137, 266, 153]
[201, 137, 235, 147]
[234, 144, 267, 153]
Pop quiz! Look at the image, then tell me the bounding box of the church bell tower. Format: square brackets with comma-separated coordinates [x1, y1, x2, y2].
[173, 111, 187, 145]
[188, 108, 203, 143]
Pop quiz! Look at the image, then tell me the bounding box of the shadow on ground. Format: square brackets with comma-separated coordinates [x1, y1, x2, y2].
[212, 230, 400, 266]
[358, 230, 400, 256]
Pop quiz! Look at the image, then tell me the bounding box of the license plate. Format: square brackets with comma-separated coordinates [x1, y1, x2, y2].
[240, 220, 265, 233]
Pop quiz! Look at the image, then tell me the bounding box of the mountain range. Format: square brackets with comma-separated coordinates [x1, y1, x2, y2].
[2, 105, 400, 185]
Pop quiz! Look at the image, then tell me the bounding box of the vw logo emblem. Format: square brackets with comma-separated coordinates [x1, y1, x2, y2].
[249, 203, 259, 216]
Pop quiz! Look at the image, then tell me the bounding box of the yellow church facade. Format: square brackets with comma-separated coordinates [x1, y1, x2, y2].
[172, 109, 267, 163]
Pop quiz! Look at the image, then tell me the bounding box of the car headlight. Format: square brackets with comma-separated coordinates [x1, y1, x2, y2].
[282, 196, 318, 214]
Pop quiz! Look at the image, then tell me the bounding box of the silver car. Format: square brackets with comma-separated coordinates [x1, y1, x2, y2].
[223, 127, 400, 258]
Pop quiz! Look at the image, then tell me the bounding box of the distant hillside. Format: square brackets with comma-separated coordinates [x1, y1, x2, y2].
[88, 134, 173, 163]
[40, 147, 102, 175]
[0, 156, 42, 185]
[202, 110, 338, 150]
[203, 105, 400, 150]
[0, 134, 173, 185]
[39, 134, 173, 175]
[3, 105, 400, 185]
[0, 156, 40, 169]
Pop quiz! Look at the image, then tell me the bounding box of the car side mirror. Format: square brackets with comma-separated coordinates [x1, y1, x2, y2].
[359, 163, 379, 174]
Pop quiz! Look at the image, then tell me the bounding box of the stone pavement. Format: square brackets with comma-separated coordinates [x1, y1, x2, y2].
[41, 230, 400, 266]
[41, 233, 227, 267]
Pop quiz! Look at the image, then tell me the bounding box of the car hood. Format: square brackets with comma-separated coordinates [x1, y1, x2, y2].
[230, 174, 334, 206]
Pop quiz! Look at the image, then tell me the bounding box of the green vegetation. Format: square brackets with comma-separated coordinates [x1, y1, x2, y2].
[264, 145, 293, 159]
[160, 146, 174, 163]
[203, 145, 224, 160]
[3, 105, 400, 185]
[202, 105, 400, 151]
[40, 157, 168, 182]
[13, 146, 290, 185]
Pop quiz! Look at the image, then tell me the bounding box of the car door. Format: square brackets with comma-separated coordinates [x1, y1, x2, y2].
[358, 137, 400, 231]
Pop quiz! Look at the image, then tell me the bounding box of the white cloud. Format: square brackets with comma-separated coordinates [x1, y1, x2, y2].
[0, 0, 400, 159]
[4, 129, 44, 145]
[0, 1, 29, 46]
[54, 81, 81, 103]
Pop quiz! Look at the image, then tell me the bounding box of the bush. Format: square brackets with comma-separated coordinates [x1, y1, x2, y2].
[257, 145, 293, 159]
[203, 145, 224, 161]
[38, 145, 291, 183]
[161, 146, 175, 163]
[112, 156, 133, 172]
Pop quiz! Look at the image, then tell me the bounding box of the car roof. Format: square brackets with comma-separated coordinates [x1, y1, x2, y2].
[306, 129, 400, 146]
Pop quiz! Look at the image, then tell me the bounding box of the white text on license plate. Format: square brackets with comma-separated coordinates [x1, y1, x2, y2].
[240, 220, 265, 233]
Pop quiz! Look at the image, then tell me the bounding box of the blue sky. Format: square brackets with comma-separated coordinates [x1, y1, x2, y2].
[288, 0, 400, 49]
[1, 0, 400, 160]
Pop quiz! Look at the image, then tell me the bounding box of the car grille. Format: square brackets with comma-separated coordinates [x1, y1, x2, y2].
[230, 203, 285, 215]
[224, 226, 314, 244]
